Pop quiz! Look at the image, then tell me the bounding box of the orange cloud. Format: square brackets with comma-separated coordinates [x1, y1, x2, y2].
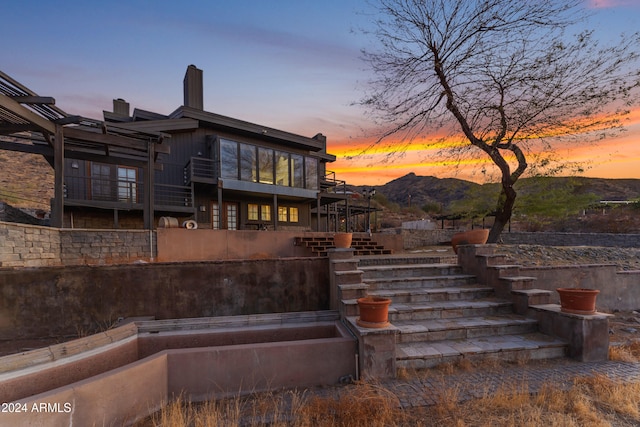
[327, 106, 640, 185]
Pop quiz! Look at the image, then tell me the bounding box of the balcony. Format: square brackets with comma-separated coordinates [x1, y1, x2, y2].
[184, 157, 216, 185]
[64, 175, 193, 213]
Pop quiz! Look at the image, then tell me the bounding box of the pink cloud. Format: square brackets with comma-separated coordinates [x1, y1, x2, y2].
[587, 0, 638, 8]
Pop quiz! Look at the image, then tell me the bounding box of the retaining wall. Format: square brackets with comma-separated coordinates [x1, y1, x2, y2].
[501, 232, 640, 248]
[399, 229, 640, 249]
[519, 264, 640, 312]
[0, 221, 154, 267]
[0, 258, 329, 341]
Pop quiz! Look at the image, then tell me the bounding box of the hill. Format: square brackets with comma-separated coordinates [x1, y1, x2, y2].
[363, 173, 640, 211]
[0, 148, 53, 213]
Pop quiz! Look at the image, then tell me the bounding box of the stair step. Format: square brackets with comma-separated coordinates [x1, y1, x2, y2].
[358, 255, 456, 267]
[500, 276, 538, 290]
[364, 274, 477, 290]
[360, 263, 463, 279]
[396, 333, 567, 370]
[386, 299, 514, 321]
[369, 285, 494, 303]
[393, 315, 538, 343]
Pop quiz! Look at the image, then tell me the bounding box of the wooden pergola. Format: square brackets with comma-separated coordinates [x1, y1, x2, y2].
[0, 71, 169, 229]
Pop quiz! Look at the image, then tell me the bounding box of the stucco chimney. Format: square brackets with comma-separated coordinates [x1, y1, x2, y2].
[184, 65, 203, 110]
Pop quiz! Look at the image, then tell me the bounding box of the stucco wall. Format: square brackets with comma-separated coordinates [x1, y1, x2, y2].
[0, 258, 329, 340]
[519, 264, 640, 312]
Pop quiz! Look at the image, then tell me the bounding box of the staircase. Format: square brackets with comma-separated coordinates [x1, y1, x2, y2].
[295, 234, 393, 257]
[357, 254, 568, 370]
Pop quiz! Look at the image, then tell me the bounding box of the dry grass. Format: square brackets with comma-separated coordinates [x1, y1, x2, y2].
[135, 371, 640, 427]
[609, 341, 640, 363]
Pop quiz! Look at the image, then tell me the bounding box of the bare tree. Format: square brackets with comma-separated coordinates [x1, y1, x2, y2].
[360, 0, 640, 242]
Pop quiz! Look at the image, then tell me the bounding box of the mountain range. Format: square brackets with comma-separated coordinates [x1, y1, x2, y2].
[357, 172, 640, 211]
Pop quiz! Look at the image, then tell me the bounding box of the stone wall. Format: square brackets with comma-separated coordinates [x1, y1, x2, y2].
[0, 258, 329, 340]
[60, 228, 154, 265]
[0, 222, 61, 267]
[0, 221, 154, 267]
[398, 228, 459, 248]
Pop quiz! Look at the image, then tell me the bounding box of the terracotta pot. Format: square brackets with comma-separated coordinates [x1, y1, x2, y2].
[333, 232, 353, 248]
[356, 296, 391, 328]
[451, 229, 490, 254]
[557, 288, 600, 315]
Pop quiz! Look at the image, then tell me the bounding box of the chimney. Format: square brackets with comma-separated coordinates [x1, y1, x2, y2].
[112, 98, 130, 117]
[184, 65, 203, 110]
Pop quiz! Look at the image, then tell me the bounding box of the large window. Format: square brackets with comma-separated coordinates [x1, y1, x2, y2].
[219, 139, 319, 190]
[275, 151, 289, 186]
[258, 148, 274, 184]
[240, 144, 257, 182]
[305, 157, 318, 190]
[291, 154, 304, 188]
[220, 139, 238, 179]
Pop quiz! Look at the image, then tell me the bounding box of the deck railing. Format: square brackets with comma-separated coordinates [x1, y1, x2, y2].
[184, 157, 216, 184]
[64, 175, 193, 210]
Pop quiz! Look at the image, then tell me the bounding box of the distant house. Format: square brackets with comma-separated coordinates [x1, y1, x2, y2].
[58, 65, 347, 230]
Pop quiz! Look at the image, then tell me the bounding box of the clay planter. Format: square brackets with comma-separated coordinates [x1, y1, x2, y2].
[356, 296, 391, 328]
[451, 229, 490, 254]
[333, 232, 353, 249]
[557, 288, 600, 315]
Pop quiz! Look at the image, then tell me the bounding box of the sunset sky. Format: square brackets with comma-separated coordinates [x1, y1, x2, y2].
[3, 0, 639, 185]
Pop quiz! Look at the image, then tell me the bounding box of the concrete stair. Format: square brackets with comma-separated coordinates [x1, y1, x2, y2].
[357, 255, 567, 370]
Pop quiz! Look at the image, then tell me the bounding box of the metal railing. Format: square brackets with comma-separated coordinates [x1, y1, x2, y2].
[184, 157, 216, 184]
[155, 183, 193, 208]
[322, 170, 347, 194]
[64, 175, 193, 210]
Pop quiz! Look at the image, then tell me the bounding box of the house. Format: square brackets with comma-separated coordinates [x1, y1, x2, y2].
[0, 66, 348, 231]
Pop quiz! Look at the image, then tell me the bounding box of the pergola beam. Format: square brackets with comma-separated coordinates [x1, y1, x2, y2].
[62, 126, 150, 152]
[10, 96, 56, 105]
[0, 94, 56, 134]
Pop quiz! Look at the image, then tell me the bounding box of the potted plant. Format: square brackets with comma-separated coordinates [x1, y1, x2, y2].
[556, 288, 600, 314]
[356, 296, 391, 328]
[451, 228, 490, 254]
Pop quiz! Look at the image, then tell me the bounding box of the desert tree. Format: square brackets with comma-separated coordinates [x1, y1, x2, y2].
[360, 0, 640, 242]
